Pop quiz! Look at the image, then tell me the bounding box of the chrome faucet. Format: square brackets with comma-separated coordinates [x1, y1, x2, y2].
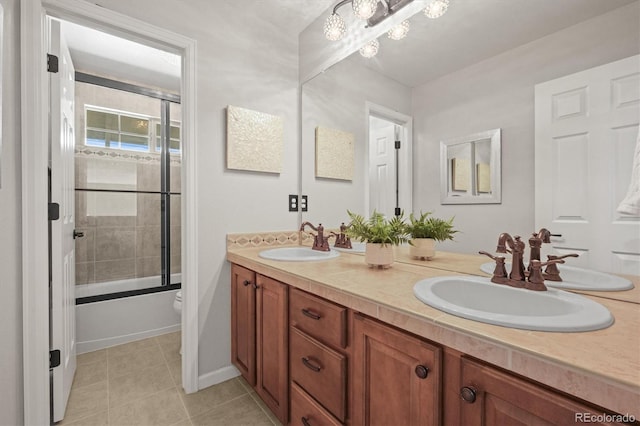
[330, 222, 352, 249]
[300, 222, 331, 251]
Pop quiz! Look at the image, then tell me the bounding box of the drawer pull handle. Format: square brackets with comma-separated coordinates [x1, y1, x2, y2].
[301, 308, 321, 320]
[301, 356, 322, 372]
[460, 386, 477, 403]
[415, 365, 429, 379]
[301, 417, 312, 426]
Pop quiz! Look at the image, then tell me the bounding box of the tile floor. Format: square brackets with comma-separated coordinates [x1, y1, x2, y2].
[58, 332, 281, 426]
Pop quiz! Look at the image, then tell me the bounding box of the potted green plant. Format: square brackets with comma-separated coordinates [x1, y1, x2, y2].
[405, 211, 457, 260]
[345, 210, 409, 268]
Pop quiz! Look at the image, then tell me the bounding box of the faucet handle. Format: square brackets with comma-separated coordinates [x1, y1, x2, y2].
[526, 259, 565, 291]
[479, 251, 508, 284]
[542, 254, 577, 281]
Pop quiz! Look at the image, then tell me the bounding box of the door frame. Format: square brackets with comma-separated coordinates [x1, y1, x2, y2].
[365, 102, 413, 217]
[21, 1, 199, 423]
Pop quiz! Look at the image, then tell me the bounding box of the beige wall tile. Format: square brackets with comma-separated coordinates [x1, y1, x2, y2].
[137, 193, 162, 226]
[136, 226, 161, 257]
[136, 162, 161, 192]
[74, 227, 95, 263]
[136, 256, 162, 278]
[94, 259, 135, 282]
[75, 261, 95, 285]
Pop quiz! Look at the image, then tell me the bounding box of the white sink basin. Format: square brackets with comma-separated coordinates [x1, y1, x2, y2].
[413, 276, 613, 332]
[479, 262, 634, 291]
[334, 242, 367, 253]
[259, 247, 340, 262]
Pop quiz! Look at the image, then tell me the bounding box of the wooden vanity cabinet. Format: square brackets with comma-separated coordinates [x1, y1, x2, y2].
[230, 265, 288, 424]
[289, 288, 349, 425]
[231, 264, 256, 385]
[458, 357, 624, 426]
[351, 313, 442, 426]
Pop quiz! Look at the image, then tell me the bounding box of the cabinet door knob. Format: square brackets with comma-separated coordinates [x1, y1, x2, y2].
[301, 356, 322, 372]
[460, 386, 477, 403]
[301, 308, 321, 320]
[243, 280, 251, 287]
[301, 417, 312, 426]
[415, 365, 429, 379]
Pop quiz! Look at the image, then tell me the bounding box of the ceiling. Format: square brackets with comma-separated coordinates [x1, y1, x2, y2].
[61, 0, 336, 92]
[61, 0, 637, 91]
[343, 0, 637, 87]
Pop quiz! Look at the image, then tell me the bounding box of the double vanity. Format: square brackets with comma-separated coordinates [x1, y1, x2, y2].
[227, 233, 639, 425]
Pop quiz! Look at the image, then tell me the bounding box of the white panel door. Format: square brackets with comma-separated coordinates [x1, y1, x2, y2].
[535, 55, 640, 274]
[369, 121, 397, 218]
[50, 18, 77, 422]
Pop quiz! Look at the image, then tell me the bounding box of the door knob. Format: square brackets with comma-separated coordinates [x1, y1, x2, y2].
[460, 386, 477, 403]
[73, 230, 85, 239]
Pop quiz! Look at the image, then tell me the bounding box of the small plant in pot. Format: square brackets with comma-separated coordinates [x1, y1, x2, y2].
[406, 211, 457, 260]
[346, 210, 410, 269]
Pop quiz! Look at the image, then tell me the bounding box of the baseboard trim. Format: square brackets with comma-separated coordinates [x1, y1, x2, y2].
[198, 365, 241, 390]
[77, 324, 181, 354]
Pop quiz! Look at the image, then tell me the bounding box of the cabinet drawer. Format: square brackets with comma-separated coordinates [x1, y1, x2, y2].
[290, 382, 342, 426]
[290, 288, 347, 349]
[290, 327, 347, 422]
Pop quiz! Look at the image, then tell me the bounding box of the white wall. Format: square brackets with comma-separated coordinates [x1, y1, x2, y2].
[84, 0, 301, 380]
[301, 57, 412, 226]
[411, 2, 640, 255]
[0, 0, 23, 423]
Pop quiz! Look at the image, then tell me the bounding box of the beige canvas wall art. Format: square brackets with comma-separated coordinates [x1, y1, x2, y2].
[315, 126, 354, 181]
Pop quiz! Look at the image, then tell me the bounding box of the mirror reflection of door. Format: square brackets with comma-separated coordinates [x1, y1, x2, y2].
[369, 116, 398, 218]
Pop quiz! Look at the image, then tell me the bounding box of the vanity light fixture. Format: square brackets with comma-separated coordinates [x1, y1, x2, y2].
[424, 0, 449, 19]
[359, 38, 380, 58]
[324, 0, 449, 58]
[323, 0, 415, 42]
[387, 19, 410, 40]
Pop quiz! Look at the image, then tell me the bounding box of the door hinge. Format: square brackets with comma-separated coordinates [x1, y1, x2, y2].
[50, 350, 61, 369]
[47, 54, 59, 73]
[395, 207, 402, 217]
[48, 203, 60, 221]
[395, 140, 401, 149]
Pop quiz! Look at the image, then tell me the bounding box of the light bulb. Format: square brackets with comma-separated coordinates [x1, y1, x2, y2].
[387, 20, 410, 40]
[352, 0, 377, 20]
[359, 39, 379, 58]
[424, 0, 449, 19]
[324, 13, 346, 41]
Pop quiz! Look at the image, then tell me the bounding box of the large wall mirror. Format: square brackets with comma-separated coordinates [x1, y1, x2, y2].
[300, 0, 638, 252]
[440, 128, 501, 204]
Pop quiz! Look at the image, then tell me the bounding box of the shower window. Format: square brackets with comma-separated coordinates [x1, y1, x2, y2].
[75, 81, 181, 300]
[86, 108, 151, 152]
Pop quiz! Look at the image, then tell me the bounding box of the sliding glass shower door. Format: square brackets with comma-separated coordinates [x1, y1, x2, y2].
[74, 80, 181, 299]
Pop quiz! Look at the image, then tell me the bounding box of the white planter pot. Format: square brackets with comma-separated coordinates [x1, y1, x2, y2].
[409, 238, 436, 260]
[365, 243, 395, 268]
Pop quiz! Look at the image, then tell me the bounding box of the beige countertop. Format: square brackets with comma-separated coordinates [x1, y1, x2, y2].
[227, 245, 640, 417]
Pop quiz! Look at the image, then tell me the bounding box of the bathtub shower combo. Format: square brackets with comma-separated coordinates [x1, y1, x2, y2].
[74, 79, 182, 353]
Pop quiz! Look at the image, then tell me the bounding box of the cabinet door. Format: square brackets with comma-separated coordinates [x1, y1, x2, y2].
[231, 264, 256, 386]
[460, 357, 621, 426]
[352, 314, 442, 426]
[256, 274, 289, 425]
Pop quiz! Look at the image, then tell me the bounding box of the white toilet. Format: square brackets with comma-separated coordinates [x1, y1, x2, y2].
[173, 290, 182, 315]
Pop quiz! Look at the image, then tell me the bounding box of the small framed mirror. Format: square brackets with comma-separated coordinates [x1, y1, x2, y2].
[440, 128, 501, 204]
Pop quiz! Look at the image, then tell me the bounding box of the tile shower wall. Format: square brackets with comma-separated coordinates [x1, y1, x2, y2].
[74, 81, 181, 287]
